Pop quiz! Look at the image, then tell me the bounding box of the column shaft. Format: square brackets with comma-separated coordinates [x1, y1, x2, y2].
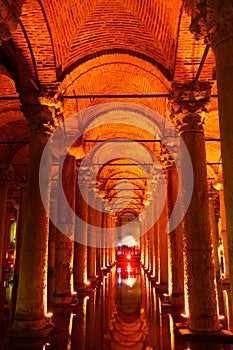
[13, 130, 52, 331]
[74, 181, 88, 289]
[53, 155, 76, 304]
[181, 126, 219, 331]
[167, 165, 184, 305]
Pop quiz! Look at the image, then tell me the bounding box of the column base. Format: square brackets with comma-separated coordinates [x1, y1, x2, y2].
[74, 283, 92, 294]
[11, 318, 53, 335]
[178, 328, 233, 343]
[52, 293, 78, 306]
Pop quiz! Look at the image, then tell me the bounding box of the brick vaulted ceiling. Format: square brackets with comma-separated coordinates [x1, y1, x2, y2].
[0, 0, 221, 213]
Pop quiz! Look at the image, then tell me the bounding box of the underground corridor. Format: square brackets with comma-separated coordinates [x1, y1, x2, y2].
[2, 0, 233, 349]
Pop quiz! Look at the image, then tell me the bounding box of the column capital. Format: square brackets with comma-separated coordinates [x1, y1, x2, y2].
[77, 167, 92, 185]
[168, 82, 211, 134]
[190, 0, 233, 48]
[0, 0, 25, 45]
[21, 104, 55, 136]
[0, 165, 13, 185]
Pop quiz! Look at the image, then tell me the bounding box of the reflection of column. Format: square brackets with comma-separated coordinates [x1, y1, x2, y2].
[169, 83, 219, 331]
[71, 297, 86, 350]
[219, 186, 230, 278]
[52, 312, 71, 349]
[74, 169, 88, 289]
[53, 155, 76, 304]
[13, 110, 53, 331]
[85, 293, 96, 349]
[11, 184, 27, 323]
[165, 162, 184, 306]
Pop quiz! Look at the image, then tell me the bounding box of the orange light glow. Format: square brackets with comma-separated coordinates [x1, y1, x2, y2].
[219, 315, 225, 320]
[85, 281, 91, 286]
[127, 254, 131, 260]
[180, 313, 189, 318]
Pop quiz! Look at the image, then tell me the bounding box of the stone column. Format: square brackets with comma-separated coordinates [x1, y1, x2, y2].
[95, 197, 103, 273]
[87, 190, 97, 282]
[219, 186, 230, 279]
[169, 83, 219, 331]
[100, 211, 106, 270]
[0, 0, 25, 46]
[157, 178, 168, 292]
[0, 168, 9, 285]
[53, 155, 76, 304]
[74, 168, 89, 290]
[0, 167, 10, 329]
[11, 184, 27, 323]
[140, 231, 145, 266]
[153, 216, 159, 283]
[13, 109, 54, 332]
[209, 189, 224, 316]
[190, 0, 233, 330]
[47, 198, 57, 307]
[103, 212, 109, 268]
[161, 146, 184, 306]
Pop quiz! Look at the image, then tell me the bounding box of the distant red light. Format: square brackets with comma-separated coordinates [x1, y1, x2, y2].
[127, 254, 131, 260]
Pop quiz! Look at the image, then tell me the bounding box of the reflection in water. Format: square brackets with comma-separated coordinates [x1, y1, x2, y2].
[1, 266, 233, 350]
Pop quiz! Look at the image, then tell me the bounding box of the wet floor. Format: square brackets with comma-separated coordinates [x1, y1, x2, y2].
[1, 265, 233, 350]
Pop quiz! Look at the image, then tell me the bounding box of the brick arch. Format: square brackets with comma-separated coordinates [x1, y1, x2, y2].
[63, 0, 182, 75]
[174, 7, 216, 83]
[60, 54, 171, 119]
[11, 0, 57, 87]
[35, 0, 183, 77]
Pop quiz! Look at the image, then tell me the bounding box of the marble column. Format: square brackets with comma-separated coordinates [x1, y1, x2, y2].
[157, 179, 168, 292]
[165, 161, 184, 306]
[13, 112, 54, 332]
[190, 0, 233, 330]
[87, 190, 97, 282]
[47, 198, 57, 306]
[53, 155, 76, 304]
[74, 169, 89, 290]
[219, 186, 230, 279]
[209, 191, 224, 316]
[11, 184, 27, 323]
[0, 168, 9, 329]
[169, 83, 219, 331]
[0, 168, 9, 285]
[153, 217, 159, 283]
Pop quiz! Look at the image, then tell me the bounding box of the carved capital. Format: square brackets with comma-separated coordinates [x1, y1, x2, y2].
[168, 82, 211, 134]
[0, 0, 25, 45]
[21, 104, 55, 135]
[190, 0, 233, 48]
[77, 167, 92, 185]
[160, 146, 174, 168]
[160, 130, 181, 168]
[0, 166, 13, 185]
[38, 88, 64, 127]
